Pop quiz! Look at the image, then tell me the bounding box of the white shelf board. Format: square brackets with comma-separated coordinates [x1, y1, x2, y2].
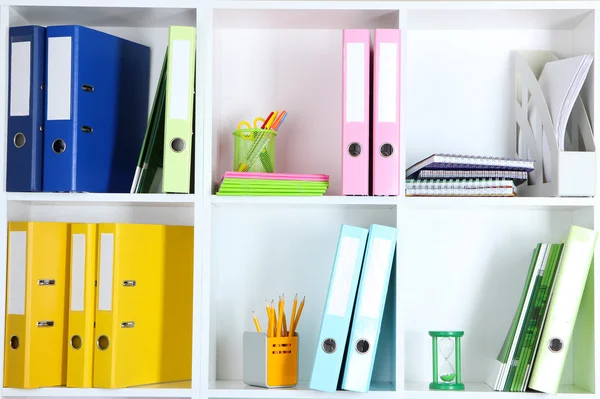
[404, 382, 593, 398]
[211, 195, 398, 207]
[403, 196, 596, 210]
[209, 381, 396, 398]
[406, 8, 593, 30]
[9, 5, 196, 27]
[3, 381, 192, 397]
[6, 192, 195, 206]
[214, 8, 398, 29]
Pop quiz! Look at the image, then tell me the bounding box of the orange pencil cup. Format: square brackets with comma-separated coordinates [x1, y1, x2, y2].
[243, 331, 298, 388]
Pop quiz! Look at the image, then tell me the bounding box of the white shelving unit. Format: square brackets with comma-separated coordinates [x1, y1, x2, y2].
[0, 1, 597, 399]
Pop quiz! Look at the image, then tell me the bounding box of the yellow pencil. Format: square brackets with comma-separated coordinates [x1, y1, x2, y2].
[277, 295, 284, 338]
[252, 311, 262, 333]
[290, 294, 298, 337]
[282, 312, 288, 337]
[266, 300, 273, 337]
[290, 296, 305, 337]
[271, 300, 277, 338]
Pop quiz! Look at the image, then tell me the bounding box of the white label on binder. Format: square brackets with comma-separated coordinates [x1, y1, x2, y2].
[8, 232, 26, 315]
[47, 37, 72, 121]
[378, 43, 397, 123]
[71, 234, 86, 312]
[358, 238, 392, 319]
[326, 236, 360, 317]
[98, 233, 114, 311]
[346, 43, 365, 123]
[10, 41, 31, 117]
[170, 40, 191, 121]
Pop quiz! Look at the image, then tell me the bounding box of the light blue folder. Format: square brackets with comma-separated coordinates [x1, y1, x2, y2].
[341, 224, 398, 392]
[309, 224, 369, 392]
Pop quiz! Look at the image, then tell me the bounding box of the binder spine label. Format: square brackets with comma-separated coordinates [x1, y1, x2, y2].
[98, 233, 114, 311]
[169, 40, 191, 121]
[10, 41, 31, 117]
[7, 231, 27, 315]
[71, 234, 86, 311]
[326, 236, 360, 317]
[377, 43, 398, 123]
[47, 36, 72, 121]
[358, 238, 392, 319]
[345, 43, 365, 123]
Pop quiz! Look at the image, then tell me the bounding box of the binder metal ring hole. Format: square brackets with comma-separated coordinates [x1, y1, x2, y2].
[348, 142, 362, 157]
[52, 139, 66, 154]
[13, 133, 26, 148]
[548, 338, 563, 353]
[81, 126, 93, 133]
[170, 138, 186, 153]
[10, 336, 19, 350]
[97, 335, 109, 350]
[71, 335, 82, 350]
[82, 84, 94, 92]
[356, 339, 370, 354]
[39, 125, 44, 132]
[379, 143, 394, 157]
[322, 338, 336, 354]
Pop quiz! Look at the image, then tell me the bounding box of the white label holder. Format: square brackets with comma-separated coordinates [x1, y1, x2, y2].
[515, 50, 595, 197]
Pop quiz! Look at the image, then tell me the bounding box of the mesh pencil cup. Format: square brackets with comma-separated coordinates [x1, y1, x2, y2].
[243, 331, 298, 388]
[233, 129, 276, 173]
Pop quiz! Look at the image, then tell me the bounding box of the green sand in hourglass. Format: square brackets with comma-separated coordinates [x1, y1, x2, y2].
[429, 331, 464, 390]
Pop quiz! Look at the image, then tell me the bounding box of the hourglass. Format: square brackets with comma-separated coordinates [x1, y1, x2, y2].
[429, 331, 464, 390]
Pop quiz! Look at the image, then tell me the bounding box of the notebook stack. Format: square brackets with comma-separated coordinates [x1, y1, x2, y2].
[216, 172, 329, 196]
[405, 154, 535, 197]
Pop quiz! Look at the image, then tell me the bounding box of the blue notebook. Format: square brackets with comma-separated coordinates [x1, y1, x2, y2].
[7, 25, 46, 192]
[43, 25, 150, 193]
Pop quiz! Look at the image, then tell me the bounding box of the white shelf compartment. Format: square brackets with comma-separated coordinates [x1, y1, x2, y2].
[3, 381, 192, 397]
[399, 206, 595, 395]
[208, 205, 398, 394]
[6, 5, 197, 197]
[211, 6, 399, 196]
[403, 6, 595, 197]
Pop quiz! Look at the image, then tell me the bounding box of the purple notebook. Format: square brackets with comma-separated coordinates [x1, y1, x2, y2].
[406, 153, 535, 179]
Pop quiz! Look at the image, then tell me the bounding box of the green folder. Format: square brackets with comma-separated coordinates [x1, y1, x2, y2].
[137, 49, 168, 193]
[163, 26, 196, 193]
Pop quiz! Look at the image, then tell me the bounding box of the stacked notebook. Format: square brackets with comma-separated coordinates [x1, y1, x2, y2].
[487, 225, 598, 394]
[406, 154, 535, 197]
[216, 172, 329, 196]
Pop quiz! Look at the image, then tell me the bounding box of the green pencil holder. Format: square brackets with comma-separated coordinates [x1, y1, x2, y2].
[233, 129, 277, 173]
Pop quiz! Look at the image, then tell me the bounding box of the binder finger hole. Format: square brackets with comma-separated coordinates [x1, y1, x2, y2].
[13, 132, 26, 148]
[10, 336, 19, 350]
[71, 335, 82, 350]
[548, 338, 563, 353]
[356, 339, 370, 354]
[170, 138, 186, 153]
[348, 142, 362, 157]
[379, 143, 394, 157]
[52, 139, 66, 154]
[322, 338, 336, 354]
[97, 335, 110, 351]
